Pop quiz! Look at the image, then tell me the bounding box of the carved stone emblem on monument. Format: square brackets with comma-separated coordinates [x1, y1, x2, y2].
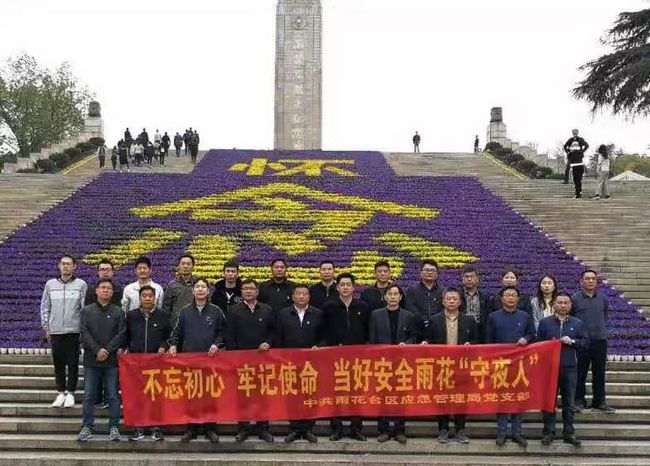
[88, 101, 101, 117]
[292, 16, 306, 29]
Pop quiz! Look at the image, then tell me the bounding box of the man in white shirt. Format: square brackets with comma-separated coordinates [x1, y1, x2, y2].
[122, 256, 164, 312]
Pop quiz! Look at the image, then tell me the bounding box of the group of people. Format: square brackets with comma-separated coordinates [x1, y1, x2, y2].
[410, 132, 481, 155]
[40, 254, 612, 447]
[100, 127, 201, 171]
[563, 129, 611, 200]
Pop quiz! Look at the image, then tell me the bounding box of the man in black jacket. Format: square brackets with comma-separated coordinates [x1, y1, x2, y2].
[406, 259, 444, 341]
[429, 288, 478, 444]
[259, 259, 296, 313]
[309, 260, 337, 309]
[226, 279, 275, 443]
[78, 279, 125, 442]
[369, 284, 418, 444]
[211, 260, 242, 314]
[360, 260, 392, 311]
[163, 254, 198, 329]
[124, 286, 171, 441]
[563, 129, 589, 197]
[458, 266, 494, 342]
[275, 285, 324, 443]
[321, 273, 370, 441]
[168, 278, 226, 443]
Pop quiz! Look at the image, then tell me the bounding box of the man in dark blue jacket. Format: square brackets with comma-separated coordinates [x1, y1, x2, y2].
[486, 286, 535, 447]
[168, 278, 226, 443]
[406, 259, 444, 342]
[537, 292, 586, 447]
[124, 286, 171, 441]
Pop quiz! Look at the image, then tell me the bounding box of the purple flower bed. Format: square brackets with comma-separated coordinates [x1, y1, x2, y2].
[0, 149, 648, 352]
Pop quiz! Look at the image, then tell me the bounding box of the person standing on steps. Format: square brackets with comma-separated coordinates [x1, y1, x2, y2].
[118, 141, 129, 172]
[40, 255, 88, 409]
[110, 146, 118, 171]
[593, 144, 611, 200]
[563, 129, 589, 198]
[173, 132, 183, 157]
[189, 131, 199, 164]
[183, 129, 191, 155]
[537, 292, 586, 447]
[309, 260, 337, 309]
[572, 270, 615, 414]
[258, 259, 295, 314]
[474, 135, 480, 153]
[211, 260, 242, 315]
[161, 132, 171, 160]
[412, 131, 421, 153]
[97, 144, 107, 169]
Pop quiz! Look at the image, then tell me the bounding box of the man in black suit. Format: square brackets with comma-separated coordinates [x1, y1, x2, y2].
[458, 266, 493, 342]
[275, 285, 325, 443]
[321, 272, 370, 441]
[428, 287, 479, 444]
[368, 284, 418, 444]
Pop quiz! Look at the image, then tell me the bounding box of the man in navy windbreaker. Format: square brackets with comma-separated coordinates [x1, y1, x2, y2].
[537, 292, 586, 447]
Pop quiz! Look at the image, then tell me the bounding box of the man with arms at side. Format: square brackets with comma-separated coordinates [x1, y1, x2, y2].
[406, 259, 444, 342]
[211, 260, 242, 314]
[259, 259, 296, 314]
[309, 260, 337, 309]
[163, 254, 197, 329]
[122, 256, 164, 313]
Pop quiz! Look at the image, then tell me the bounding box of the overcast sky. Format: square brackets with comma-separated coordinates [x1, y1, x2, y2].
[1, 0, 648, 155]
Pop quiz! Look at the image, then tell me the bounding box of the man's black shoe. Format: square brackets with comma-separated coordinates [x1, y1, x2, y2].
[304, 432, 318, 443]
[329, 430, 343, 441]
[541, 433, 553, 445]
[258, 431, 274, 443]
[377, 433, 390, 443]
[563, 435, 582, 446]
[592, 404, 616, 414]
[235, 431, 248, 443]
[394, 433, 407, 445]
[512, 435, 528, 447]
[350, 431, 367, 441]
[495, 436, 506, 446]
[284, 431, 299, 443]
[573, 401, 585, 413]
[180, 430, 196, 443]
[205, 430, 219, 443]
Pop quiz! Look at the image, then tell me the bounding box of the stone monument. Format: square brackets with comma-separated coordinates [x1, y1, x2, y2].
[274, 0, 322, 150]
[486, 107, 508, 146]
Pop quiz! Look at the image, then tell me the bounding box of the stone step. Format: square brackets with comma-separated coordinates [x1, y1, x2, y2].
[2, 442, 650, 465]
[0, 403, 645, 423]
[0, 417, 649, 440]
[0, 450, 647, 466]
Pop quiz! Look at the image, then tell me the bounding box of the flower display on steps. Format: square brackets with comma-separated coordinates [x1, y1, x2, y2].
[0, 150, 648, 354]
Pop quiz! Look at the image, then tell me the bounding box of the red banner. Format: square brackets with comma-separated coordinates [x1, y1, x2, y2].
[119, 341, 560, 426]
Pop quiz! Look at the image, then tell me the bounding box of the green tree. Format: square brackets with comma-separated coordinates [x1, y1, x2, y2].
[0, 54, 92, 156]
[573, 8, 650, 117]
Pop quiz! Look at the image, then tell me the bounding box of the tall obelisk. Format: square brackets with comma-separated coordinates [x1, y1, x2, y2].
[274, 0, 322, 150]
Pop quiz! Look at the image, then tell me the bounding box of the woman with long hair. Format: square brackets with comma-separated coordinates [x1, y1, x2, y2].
[531, 273, 558, 330]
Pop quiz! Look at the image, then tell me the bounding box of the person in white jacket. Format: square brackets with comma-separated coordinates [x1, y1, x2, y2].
[40, 255, 88, 408]
[121, 256, 164, 312]
[594, 144, 611, 200]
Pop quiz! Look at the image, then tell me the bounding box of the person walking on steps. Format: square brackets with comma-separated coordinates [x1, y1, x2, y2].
[563, 129, 589, 198]
[593, 144, 611, 200]
[412, 131, 421, 153]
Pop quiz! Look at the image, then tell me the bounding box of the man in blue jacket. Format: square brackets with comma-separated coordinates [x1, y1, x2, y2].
[486, 286, 535, 447]
[537, 292, 586, 447]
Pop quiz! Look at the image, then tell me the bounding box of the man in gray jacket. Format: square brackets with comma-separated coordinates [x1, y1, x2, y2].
[40, 255, 88, 409]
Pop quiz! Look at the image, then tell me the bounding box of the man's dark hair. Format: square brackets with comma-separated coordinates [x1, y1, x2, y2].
[240, 278, 258, 288]
[60, 254, 77, 264]
[374, 260, 390, 270]
[97, 258, 114, 270]
[293, 284, 310, 293]
[462, 265, 479, 276]
[193, 277, 210, 288]
[95, 278, 114, 290]
[556, 291, 572, 299]
[442, 287, 461, 298]
[581, 269, 599, 279]
[499, 285, 520, 297]
[178, 253, 195, 265]
[336, 272, 356, 285]
[135, 256, 152, 269]
[421, 259, 439, 270]
[223, 260, 239, 270]
[319, 260, 335, 268]
[139, 285, 155, 296]
[271, 258, 287, 267]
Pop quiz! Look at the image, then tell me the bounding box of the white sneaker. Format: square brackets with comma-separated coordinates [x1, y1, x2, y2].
[51, 393, 66, 408]
[63, 392, 75, 408]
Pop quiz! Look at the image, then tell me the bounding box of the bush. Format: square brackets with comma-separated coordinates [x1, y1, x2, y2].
[505, 153, 524, 165]
[89, 137, 105, 147]
[17, 167, 39, 173]
[485, 142, 502, 152]
[36, 159, 58, 173]
[49, 152, 70, 169]
[494, 147, 514, 160]
[534, 166, 554, 179]
[64, 147, 82, 158]
[75, 142, 93, 153]
[516, 160, 537, 174]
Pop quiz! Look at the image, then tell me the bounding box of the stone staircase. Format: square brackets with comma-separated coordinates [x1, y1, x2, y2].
[387, 152, 650, 316]
[0, 354, 649, 465]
